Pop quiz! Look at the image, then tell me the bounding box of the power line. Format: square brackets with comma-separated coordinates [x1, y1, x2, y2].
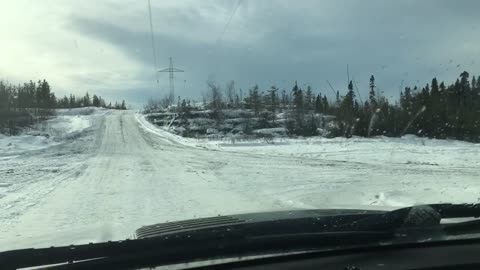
[147, 0, 159, 89]
[347, 64, 350, 86]
[326, 80, 337, 96]
[216, 0, 242, 45]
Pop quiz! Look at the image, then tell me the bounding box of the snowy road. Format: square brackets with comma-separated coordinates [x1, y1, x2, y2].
[1, 110, 480, 250]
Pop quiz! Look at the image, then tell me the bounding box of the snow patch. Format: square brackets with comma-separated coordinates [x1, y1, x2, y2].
[0, 107, 107, 155]
[135, 113, 220, 149]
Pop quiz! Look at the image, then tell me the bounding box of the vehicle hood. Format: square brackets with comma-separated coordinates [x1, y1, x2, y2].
[135, 208, 385, 239]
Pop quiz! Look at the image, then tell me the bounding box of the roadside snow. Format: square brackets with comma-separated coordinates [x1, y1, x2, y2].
[0, 134, 52, 153]
[138, 113, 479, 169]
[135, 113, 220, 149]
[0, 107, 107, 155]
[221, 135, 480, 168]
[137, 113, 480, 209]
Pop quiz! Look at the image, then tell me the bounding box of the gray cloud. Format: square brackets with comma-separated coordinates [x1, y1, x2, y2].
[4, 0, 480, 105]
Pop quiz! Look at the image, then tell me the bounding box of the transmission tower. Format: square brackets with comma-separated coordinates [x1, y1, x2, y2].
[159, 57, 184, 105]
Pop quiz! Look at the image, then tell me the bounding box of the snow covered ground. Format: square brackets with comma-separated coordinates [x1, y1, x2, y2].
[1, 110, 479, 251]
[0, 107, 107, 155]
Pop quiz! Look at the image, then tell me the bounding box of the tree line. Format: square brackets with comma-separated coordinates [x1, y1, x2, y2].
[1, 79, 127, 132]
[172, 71, 479, 142]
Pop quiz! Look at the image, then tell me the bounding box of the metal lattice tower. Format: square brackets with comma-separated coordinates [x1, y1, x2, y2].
[159, 57, 184, 105]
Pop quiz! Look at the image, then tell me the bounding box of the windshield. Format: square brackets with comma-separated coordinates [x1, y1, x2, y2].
[0, 0, 479, 251]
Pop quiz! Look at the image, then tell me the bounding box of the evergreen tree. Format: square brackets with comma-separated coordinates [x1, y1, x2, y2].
[292, 81, 304, 116]
[314, 94, 322, 113]
[369, 75, 377, 108]
[92, 94, 100, 107]
[338, 81, 355, 137]
[83, 92, 91, 107]
[267, 86, 279, 116]
[322, 95, 329, 114]
[248, 85, 262, 116]
[60, 95, 69, 108]
[69, 94, 76, 108]
[281, 89, 289, 110]
[48, 92, 57, 109]
[305, 85, 313, 111]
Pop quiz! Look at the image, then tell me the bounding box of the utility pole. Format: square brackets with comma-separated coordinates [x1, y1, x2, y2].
[159, 57, 184, 105]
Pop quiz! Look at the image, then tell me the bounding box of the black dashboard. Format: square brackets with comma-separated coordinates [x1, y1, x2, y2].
[189, 241, 480, 270]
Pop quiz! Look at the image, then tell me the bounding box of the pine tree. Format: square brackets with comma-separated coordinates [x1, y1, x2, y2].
[69, 94, 76, 108]
[92, 94, 100, 107]
[322, 95, 329, 114]
[48, 93, 57, 109]
[431, 78, 439, 96]
[281, 89, 289, 110]
[180, 99, 187, 112]
[429, 78, 441, 136]
[460, 71, 470, 90]
[83, 92, 91, 107]
[292, 81, 304, 115]
[60, 95, 69, 108]
[369, 75, 377, 108]
[249, 85, 261, 116]
[339, 81, 356, 137]
[305, 85, 313, 111]
[315, 94, 322, 113]
[267, 86, 278, 115]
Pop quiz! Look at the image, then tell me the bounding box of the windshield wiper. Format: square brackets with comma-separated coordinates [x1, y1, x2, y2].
[2, 203, 480, 270]
[352, 204, 480, 230]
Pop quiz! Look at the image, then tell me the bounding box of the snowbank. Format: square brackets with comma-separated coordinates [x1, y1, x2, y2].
[0, 107, 107, 155]
[138, 111, 480, 169]
[135, 113, 220, 149]
[222, 135, 480, 168]
[56, 107, 104, 116]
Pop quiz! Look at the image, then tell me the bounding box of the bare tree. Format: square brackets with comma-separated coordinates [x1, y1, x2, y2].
[207, 79, 223, 111]
[225, 80, 236, 107]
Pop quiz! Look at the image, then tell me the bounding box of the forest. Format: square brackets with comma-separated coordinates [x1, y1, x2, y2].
[147, 71, 480, 142]
[0, 79, 127, 134]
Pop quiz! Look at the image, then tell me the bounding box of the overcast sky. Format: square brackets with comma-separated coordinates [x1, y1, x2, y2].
[1, 0, 480, 107]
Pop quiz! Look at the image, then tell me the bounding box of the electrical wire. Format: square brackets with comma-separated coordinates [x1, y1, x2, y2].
[216, 0, 242, 45]
[147, 0, 160, 88]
